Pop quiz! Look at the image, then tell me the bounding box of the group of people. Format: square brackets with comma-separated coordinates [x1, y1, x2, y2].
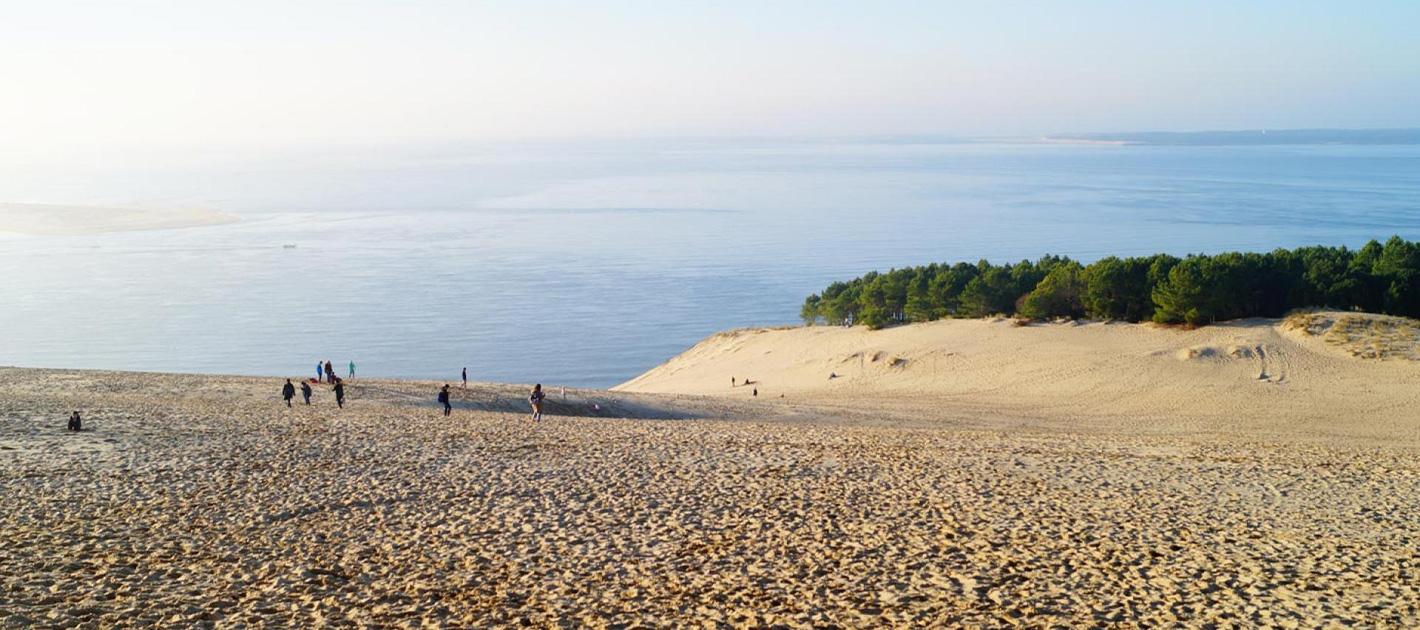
[282, 377, 345, 408]
[439, 382, 547, 421]
[731, 376, 759, 397]
[285, 364, 546, 421]
[316, 359, 353, 384]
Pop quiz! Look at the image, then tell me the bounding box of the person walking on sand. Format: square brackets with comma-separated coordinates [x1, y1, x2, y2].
[316, 361, 324, 383]
[333, 379, 346, 409]
[529, 384, 546, 422]
[282, 379, 296, 407]
[461, 367, 467, 390]
[348, 360, 355, 380]
[438, 385, 452, 416]
[300, 380, 313, 405]
[67, 411, 82, 432]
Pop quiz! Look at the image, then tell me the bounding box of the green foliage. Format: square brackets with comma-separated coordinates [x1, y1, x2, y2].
[1081, 255, 1171, 320]
[959, 265, 1018, 317]
[802, 238, 1420, 329]
[800, 294, 822, 325]
[1020, 262, 1086, 320]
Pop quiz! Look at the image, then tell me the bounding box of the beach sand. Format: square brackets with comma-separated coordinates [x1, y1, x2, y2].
[618, 312, 1420, 444]
[3, 314, 1419, 627]
[0, 203, 237, 236]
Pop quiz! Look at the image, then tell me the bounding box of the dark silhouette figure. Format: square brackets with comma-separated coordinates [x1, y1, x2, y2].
[300, 380, 313, 405]
[530, 384, 546, 422]
[324, 361, 334, 384]
[333, 380, 345, 408]
[753, 388, 758, 397]
[731, 376, 736, 387]
[282, 379, 296, 407]
[461, 367, 467, 390]
[67, 411, 82, 432]
[438, 385, 452, 416]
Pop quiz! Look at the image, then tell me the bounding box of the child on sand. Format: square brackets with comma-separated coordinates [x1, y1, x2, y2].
[300, 380, 313, 405]
[529, 384, 546, 422]
[67, 411, 82, 432]
[438, 385, 452, 416]
[333, 379, 346, 408]
[282, 379, 296, 407]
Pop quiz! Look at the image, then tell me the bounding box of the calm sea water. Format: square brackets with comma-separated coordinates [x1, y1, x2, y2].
[3, 140, 1419, 387]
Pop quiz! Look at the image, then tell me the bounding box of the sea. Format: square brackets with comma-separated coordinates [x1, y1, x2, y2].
[3, 139, 1419, 387]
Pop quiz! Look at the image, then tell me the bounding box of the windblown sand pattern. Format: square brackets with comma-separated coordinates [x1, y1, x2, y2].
[3, 367, 1418, 627]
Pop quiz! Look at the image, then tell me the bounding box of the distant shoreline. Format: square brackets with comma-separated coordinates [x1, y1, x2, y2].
[0, 203, 238, 236]
[1041, 128, 1420, 146]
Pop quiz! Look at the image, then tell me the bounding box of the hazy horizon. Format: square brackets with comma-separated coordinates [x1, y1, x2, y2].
[3, 1, 1418, 163]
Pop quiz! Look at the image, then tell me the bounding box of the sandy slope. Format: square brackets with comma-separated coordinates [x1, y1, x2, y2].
[4, 320, 1420, 627]
[617, 314, 1420, 445]
[0, 203, 237, 235]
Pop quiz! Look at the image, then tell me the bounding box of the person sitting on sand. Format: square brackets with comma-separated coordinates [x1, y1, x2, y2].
[300, 380, 313, 405]
[67, 411, 82, 432]
[333, 379, 346, 408]
[529, 384, 546, 422]
[282, 379, 296, 407]
[438, 385, 452, 417]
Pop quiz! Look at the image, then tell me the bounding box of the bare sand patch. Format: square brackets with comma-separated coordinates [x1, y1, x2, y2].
[1, 367, 1418, 626]
[618, 314, 1420, 443]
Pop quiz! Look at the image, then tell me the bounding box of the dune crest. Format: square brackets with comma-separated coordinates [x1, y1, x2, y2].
[618, 313, 1420, 442]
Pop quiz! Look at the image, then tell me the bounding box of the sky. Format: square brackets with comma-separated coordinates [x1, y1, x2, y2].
[2, 0, 1418, 158]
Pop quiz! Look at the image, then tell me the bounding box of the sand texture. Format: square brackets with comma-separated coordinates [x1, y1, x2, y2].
[618, 313, 1420, 444]
[3, 362, 1418, 628]
[0, 203, 236, 235]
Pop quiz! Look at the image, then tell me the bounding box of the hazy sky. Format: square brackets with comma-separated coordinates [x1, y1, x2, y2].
[3, 0, 1418, 155]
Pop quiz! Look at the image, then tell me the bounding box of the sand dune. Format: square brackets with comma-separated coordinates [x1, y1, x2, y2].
[617, 313, 1420, 444]
[3, 368, 1418, 626]
[7, 317, 1420, 626]
[0, 203, 237, 235]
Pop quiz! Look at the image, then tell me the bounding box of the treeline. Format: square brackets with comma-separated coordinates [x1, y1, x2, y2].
[800, 237, 1420, 328]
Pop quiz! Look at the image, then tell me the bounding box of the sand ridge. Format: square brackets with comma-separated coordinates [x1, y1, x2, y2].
[617, 314, 1420, 445]
[2, 367, 1418, 627]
